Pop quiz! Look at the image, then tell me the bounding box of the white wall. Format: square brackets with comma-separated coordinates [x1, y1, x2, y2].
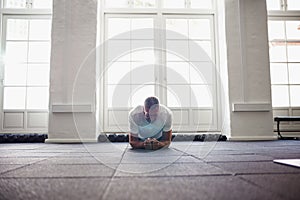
[46, 0, 98, 143]
[225, 0, 275, 140]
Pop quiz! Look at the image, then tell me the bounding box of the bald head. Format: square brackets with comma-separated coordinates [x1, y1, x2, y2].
[144, 96, 160, 122]
[144, 96, 159, 110]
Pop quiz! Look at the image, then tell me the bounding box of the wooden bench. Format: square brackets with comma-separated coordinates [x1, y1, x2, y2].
[274, 116, 300, 138]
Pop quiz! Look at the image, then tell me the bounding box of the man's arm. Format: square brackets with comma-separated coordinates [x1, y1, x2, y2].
[152, 130, 172, 150]
[129, 133, 145, 149]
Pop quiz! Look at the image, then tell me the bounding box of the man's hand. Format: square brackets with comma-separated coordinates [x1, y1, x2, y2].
[152, 138, 163, 150]
[144, 138, 153, 150]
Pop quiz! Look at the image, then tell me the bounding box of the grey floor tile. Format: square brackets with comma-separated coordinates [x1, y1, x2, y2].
[239, 174, 300, 200]
[120, 155, 201, 164]
[37, 155, 123, 165]
[103, 176, 282, 200]
[1, 164, 115, 178]
[125, 148, 184, 157]
[0, 144, 45, 150]
[37, 157, 103, 165]
[91, 156, 123, 164]
[211, 161, 300, 174]
[41, 143, 128, 152]
[0, 157, 46, 165]
[262, 153, 300, 159]
[203, 154, 273, 163]
[0, 164, 25, 174]
[3, 152, 65, 158]
[0, 178, 110, 200]
[115, 162, 228, 177]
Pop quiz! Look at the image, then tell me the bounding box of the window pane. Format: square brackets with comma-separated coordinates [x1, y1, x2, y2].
[191, 41, 212, 61]
[290, 86, 300, 106]
[6, 19, 29, 40]
[3, 87, 26, 109]
[268, 21, 285, 40]
[27, 64, 50, 86]
[5, 42, 28, 63]
[191, 85, 213, 107]
[32, 0, 53, 9]
[166, 40, 189, 61]
[166, 19, 189, 39]
[28, 42, 51, 62]
[287, 45, 300, 62]
[107, 40, 131, 61]
[4, 64, 27, 86]
[133, 0, 155, 8]
[287, 0, 300, 10]
[131, 62, 155, 84]
[4, 0, 27, 8]
[107, 85, 131, 107]
[26, 87, 49, 109]
[167, 85, 190, 107]
[105, 0, 129, 8]
[288, 64, 300, 84]
[286, 21, 300, 40]
[270, 63, 288, 84]
[131, 18, 154, 39]
[107, 18, 130, 39]
[189, 19, 211, 40]
[107, 62, 131, 84]
[29, 19, 52, 40]
[269, 45, 287, 62]
[167, 62, 190, 84]
[271, 86, 290, 107]
[163, 0, 185, 8]
[266, 0, 281, 10]
[131, 41, 154, 62]
[131, 85, 155, 107]
[190, 0, 212, 9]
[190, 62, 213, 84]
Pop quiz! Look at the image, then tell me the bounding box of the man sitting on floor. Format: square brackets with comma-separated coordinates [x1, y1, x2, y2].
[128, 96, 173, 150]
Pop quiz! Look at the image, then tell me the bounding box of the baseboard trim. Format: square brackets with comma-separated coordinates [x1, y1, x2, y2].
[228, 135, 278, 141]
[45, 138, 98, 143]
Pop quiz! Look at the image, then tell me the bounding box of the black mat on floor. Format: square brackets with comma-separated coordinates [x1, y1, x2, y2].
[98, 134, 227, 142]
[0, 134, 48, 143]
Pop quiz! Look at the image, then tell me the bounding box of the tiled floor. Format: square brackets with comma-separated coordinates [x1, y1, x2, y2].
[0, 140, 300, 200]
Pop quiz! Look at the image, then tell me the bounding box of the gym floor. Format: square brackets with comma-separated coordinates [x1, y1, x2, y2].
[0, 140, 300, 200]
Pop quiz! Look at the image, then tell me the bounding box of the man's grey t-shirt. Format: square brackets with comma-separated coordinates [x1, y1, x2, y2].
[129, 104, 172, 140]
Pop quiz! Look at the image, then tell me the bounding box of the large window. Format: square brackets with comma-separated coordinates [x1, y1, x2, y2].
[0, 0, 52, 132]
[105, 16, 155, 108]
[102, 0, 218, 132]
[267, 0, 300, 109]
[3, 16, 51, 110]
[268, 20, 300, 107]
[4, 0, 52, 9]
[267, 0, 300, 133]
[104, 0, 213, 9]
[267, 0, 300, 11]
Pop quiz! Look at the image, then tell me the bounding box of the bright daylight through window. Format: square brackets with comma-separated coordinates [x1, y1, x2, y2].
[267, 0, 300, 108]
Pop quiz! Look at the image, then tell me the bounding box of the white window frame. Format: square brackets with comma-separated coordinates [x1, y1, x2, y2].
[268, 0, 300, 135]
[0, 0, 52, 133]
[99, 0, 222, 133]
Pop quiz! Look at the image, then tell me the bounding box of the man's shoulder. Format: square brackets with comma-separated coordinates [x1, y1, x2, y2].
[159, 104, 172, 115]
[129, 105, 144, 117]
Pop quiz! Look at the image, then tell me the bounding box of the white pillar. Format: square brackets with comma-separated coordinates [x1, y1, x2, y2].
[46, 0, 98, 143]
[225, 0, 276, 140]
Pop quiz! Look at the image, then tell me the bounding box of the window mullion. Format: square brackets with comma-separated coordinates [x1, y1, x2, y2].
[186, 0, 191, 9]
[26, 0, 33, 9]
[25, 18, 30, 110]
[282, 0, 287, 11]
[128, 0, 133, 8]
